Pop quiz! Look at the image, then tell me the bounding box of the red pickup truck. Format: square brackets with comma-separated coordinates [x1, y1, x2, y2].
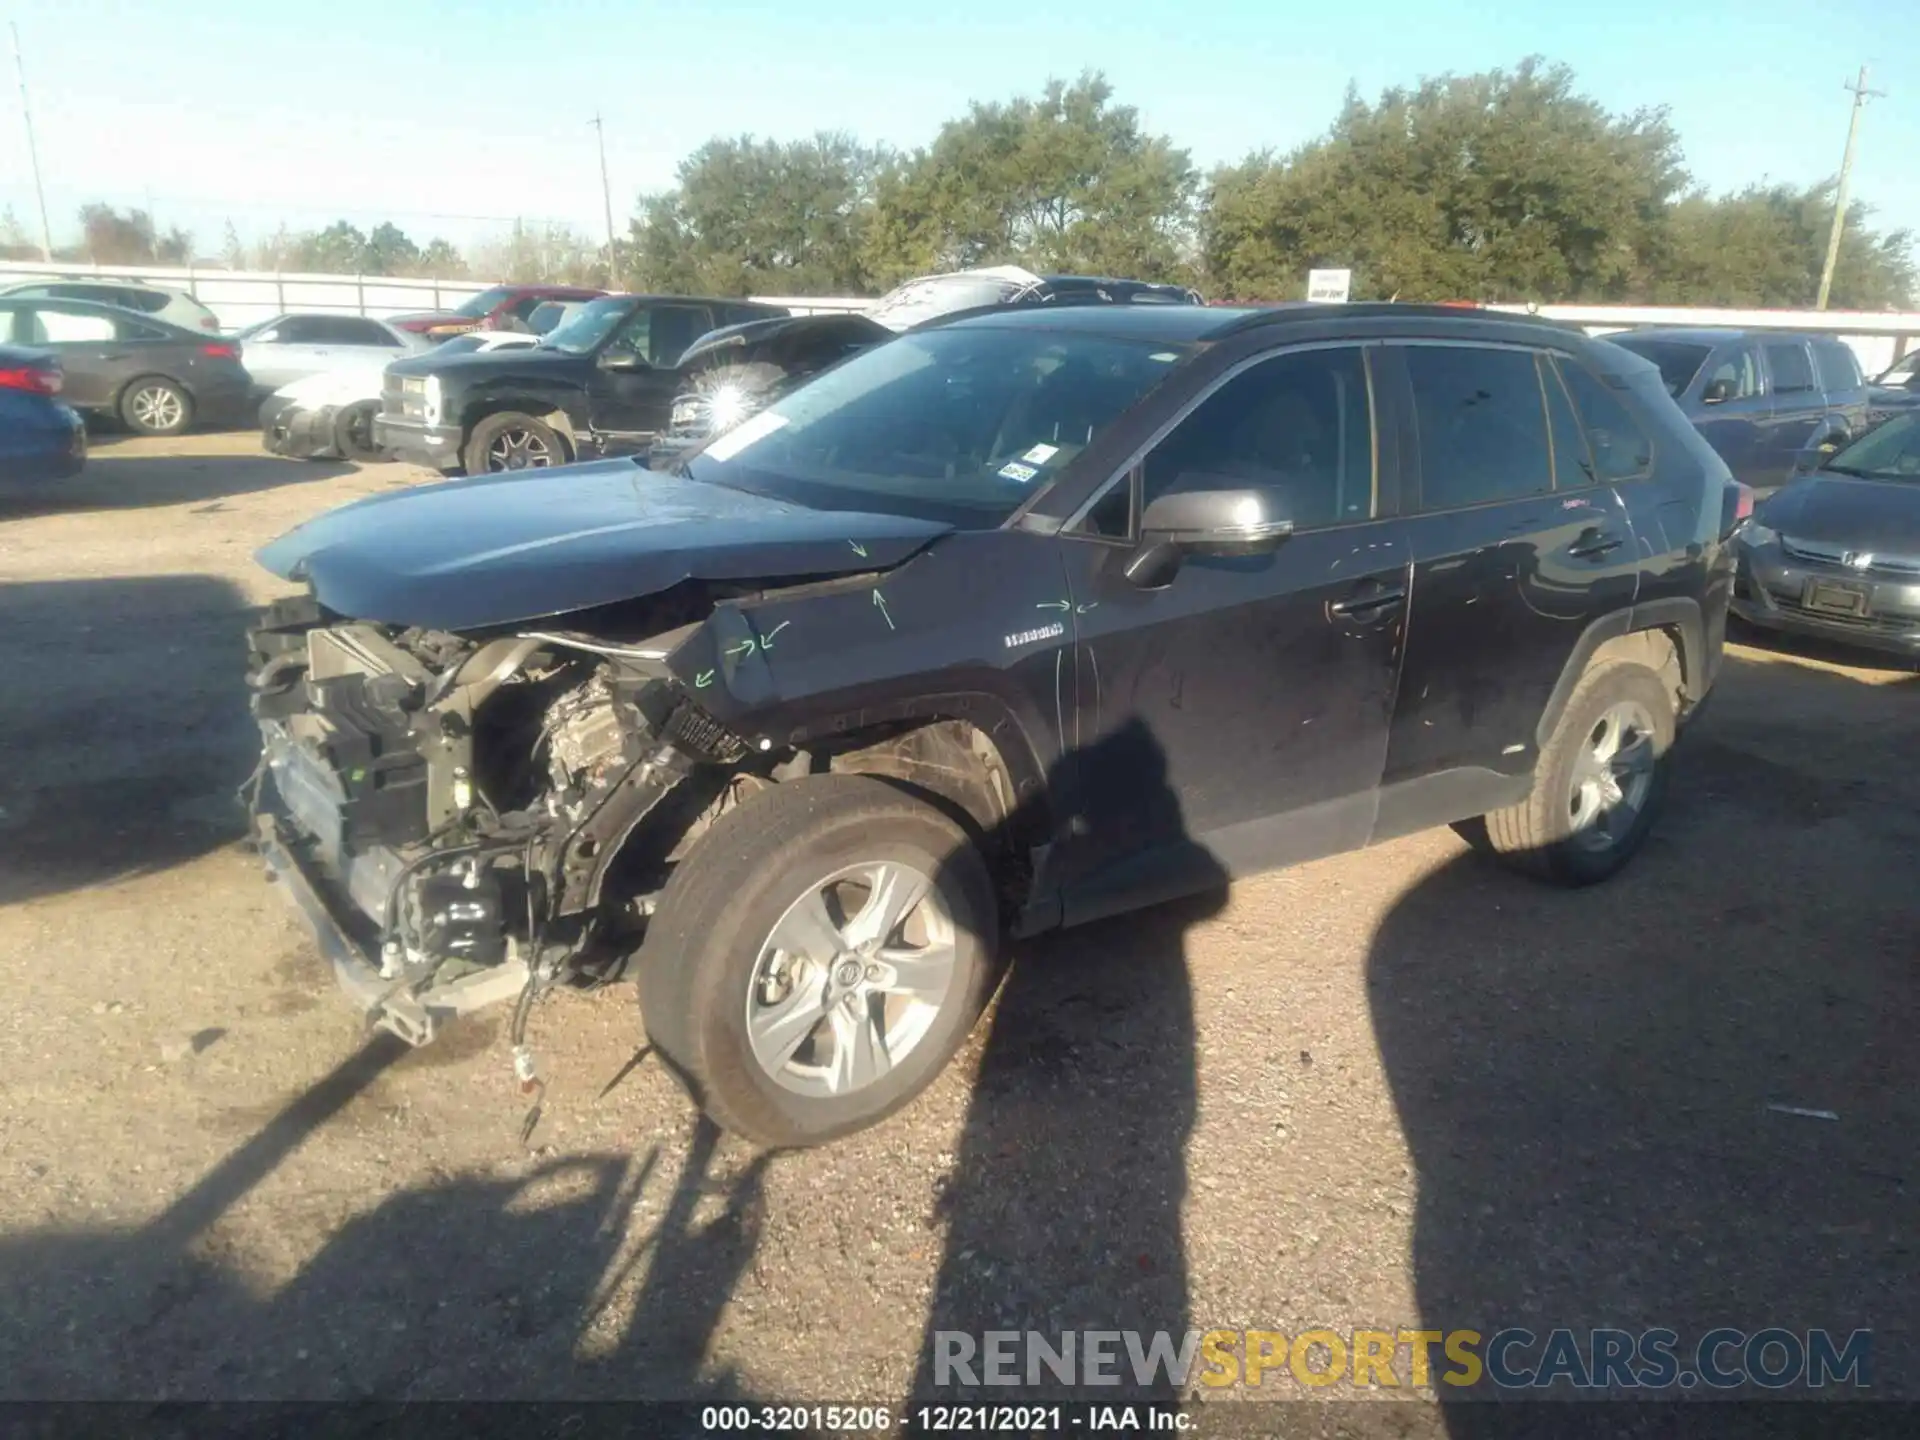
[385, 284, 606, 341]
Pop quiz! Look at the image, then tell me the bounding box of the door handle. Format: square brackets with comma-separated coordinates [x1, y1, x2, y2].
[1328, 586, 1406, 618]
[1567, 529, 1625, 559]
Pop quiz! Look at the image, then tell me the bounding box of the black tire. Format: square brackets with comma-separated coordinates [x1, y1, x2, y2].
[462, 411, 564, 474]
[332, 400, 386, 464]
[119, 376, 193, 437]
[637, 775, 998, 1148]
[1468, 662, 1676, 886]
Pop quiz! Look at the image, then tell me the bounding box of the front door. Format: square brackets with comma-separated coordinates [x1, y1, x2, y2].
[589, 301, 715, 445]
[1050, 343, 1410, 923]
[1692, 341, 1772, 491]
[1376, 342, 1642, 834]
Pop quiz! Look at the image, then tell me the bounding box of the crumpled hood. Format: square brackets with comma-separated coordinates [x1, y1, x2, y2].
[1761, 474, 1920, 551]
[256, 459, 951, 632]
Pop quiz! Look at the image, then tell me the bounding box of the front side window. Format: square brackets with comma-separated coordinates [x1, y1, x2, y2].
[1701, 345, 1761, 401]
[646, 304, 713, 367]
[542, 297, 632, 354]
[1555, 359, 1655, 482]
[1765, 342, 1815, 394]
[1140, 346, 1375, 530]
[1405, 344, 1553, 510]
[683, 324, 1189, 527]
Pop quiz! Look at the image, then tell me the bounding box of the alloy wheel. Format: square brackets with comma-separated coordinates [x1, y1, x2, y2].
[745, 860, 957, 1099]
[1567, 699, 1657, 851]
[486, 427, 554, 471]
[130, 385, 184, 432]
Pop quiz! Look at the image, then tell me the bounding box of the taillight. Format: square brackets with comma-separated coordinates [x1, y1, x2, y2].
[1735, 484, 1755, 522]
[202, 342, 238, 359]
[0, 364, 60, 395]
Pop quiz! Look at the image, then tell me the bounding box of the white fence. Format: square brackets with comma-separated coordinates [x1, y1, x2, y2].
[1, 260, 1914, 373]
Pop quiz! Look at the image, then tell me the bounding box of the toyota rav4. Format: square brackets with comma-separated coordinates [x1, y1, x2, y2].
[246, 303, 1740, 1148]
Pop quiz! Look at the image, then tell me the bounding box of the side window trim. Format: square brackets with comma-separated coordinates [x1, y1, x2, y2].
[1536, 354, 1595, 491]
[1555, 353, 1658, 484]
[1061, 339, 1389, 543]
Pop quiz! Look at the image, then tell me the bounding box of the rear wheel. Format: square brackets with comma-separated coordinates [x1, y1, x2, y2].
[463, 411, 564, 474]
[1466, 662, 1675, 886]
[637, 775, 998, 1148]
[120, 377, 193, 437]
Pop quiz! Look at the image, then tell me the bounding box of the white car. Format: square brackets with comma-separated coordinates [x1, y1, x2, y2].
[0, 278, 223, 334]
[259, 330, 543, 461]
[236, 312, 430, 393]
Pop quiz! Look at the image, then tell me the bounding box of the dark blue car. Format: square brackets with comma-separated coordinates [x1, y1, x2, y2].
[0, 343, 86, 486]
[1605, 328, 1868, 497]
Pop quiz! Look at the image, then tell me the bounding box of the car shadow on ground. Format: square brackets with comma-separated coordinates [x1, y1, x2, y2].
[0, 575, 261, 905]
[0, 720, 1223, 1422]
[1, 442, 355, 517]
[1371, 649, 1918, 1428]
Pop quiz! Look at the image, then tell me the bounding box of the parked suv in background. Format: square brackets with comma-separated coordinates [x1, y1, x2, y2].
[248, 302, 1739, 1148]
[1606, 328, 1867, 496]
[0, 278, 223, 334]
[1866, 349, 1920, 431]
[374, 293, 787, 473]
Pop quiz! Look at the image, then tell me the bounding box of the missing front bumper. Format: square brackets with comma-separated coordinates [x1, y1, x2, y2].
[252, 811, 529, 1046]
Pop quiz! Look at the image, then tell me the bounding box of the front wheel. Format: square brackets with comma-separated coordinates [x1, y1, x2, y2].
[463, 411, 564, 474]
[332, 400, 386, 463]
[1466, 662, 1675, 886]
[120, 377, 193, 436]
[637, 775, 998, 1148]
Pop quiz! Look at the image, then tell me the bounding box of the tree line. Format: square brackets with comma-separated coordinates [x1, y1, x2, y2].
[5, 59, 1912, 309]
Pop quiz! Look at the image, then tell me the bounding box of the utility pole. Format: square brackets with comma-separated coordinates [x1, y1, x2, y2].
[1815, 65, 1886, 311]
[9, 22, 54, 261]
[591, 113, 617, 272]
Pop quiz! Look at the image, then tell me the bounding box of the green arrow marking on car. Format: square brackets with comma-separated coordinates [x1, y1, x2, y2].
[724, 639, 758, 660]
[849, 540, 869, 558]
[760, 620, 792, 649]
[694, 669, 715, 689]
[872, 590, 896, 631]
[1036, 599, 1071, 612]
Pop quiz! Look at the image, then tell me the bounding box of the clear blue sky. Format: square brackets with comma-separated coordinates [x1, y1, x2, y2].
[3, 0, 1915, 267]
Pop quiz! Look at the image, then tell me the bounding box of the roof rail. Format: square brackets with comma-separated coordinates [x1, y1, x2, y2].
[1212, 302, 1580, 337]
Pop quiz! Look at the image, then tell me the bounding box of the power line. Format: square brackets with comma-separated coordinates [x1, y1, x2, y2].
[1815, 65, 1886, 312]
[9, 22, 54, 261]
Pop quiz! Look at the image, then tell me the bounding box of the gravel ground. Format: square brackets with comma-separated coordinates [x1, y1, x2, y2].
[0, 432, 1913, 1427]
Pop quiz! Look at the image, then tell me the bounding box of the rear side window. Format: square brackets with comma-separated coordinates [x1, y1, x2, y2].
[1554, 359, 1655, 482]
[1405, 344, 1553, 509]
[311, 316, 399, 346]
[1538, 356, 1595, 487]
[1813, 341, 1862, 392]
[34, 307, 117, 343]
[1765, 342, 1816, 394]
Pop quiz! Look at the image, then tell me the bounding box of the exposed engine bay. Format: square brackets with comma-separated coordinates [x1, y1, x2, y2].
[244, 592, 765, 1051]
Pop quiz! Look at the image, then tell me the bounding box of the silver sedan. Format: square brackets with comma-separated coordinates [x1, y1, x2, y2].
[236, 312, 428, 393]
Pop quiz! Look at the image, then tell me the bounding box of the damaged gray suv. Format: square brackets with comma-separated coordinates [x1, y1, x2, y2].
[246, 303, 1741, 1148]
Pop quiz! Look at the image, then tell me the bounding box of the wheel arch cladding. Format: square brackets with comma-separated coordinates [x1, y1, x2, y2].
[1535, 601, 1702, 748]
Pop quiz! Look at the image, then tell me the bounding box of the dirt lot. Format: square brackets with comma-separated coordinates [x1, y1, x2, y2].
[0, 432, 1914, 1422]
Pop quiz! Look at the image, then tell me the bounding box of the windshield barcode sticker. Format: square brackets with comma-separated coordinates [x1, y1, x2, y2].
[702, 410, 790, 462]
[998, 461, 1039, 483]
[1022, 443, 1060, 464]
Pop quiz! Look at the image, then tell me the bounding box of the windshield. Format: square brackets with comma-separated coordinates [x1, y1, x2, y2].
[539, 296, 629, 354]
[452, 285, 518, 320]
[867, 273, 1038, 332]
[1607, 337, 1712, 398]
[681, 324, 1190, 526]
[1824, 414, 1920, 481]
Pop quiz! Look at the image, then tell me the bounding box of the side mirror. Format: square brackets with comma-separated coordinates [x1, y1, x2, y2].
[1125, 482, 1294, 587]
[598, 350, 645, 372]
[1701, 379, 1733, 404]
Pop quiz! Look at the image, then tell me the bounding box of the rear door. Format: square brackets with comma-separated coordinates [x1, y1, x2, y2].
[1375, 341, 1641, 836]
[1758, 338, 1822, 490]
[13, 303, 129, 407]
[1692, 341, 1773, 489]
[1051, 342, 1412, 917]
[243, 315, 330, 390]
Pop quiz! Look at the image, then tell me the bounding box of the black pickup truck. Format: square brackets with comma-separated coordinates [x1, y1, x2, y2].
[373, 293, 788, 474]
